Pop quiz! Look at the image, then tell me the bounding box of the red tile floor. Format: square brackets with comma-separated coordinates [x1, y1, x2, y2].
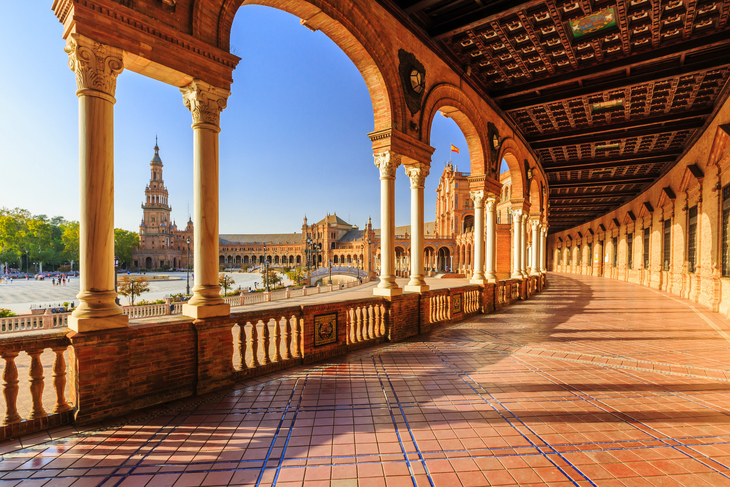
[2, 273, 730, 486]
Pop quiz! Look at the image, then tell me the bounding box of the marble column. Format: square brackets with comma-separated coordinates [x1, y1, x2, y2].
[65, 34, 128, 332]
[469, 191, 486, 284]
[521, 214, 529, 277]
[540, 226, 548, 272]
[530, 220, 541, 276]
[485, 196, 497, 282]
[511, 210, 523, 279]
[405, 163, 429, 292]
[180, 79, 231, 319]
[373, 152, 402, 296]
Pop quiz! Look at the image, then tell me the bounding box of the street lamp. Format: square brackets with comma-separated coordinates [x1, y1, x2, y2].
[264, 243, 270, 292]
[186, 236, 191, 296]
[328, 259, 332, 285]
[25, 250, 28, 274]
[130, 277, 135, 306]
[114, 256, 120, 305]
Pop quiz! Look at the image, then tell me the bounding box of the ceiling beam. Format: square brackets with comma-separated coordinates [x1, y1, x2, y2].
[549, 191, 637, 199]
[542, 152, 680, 172]
[549, 203, 617, 208]
[490, 31, 730, 100]
[527, 109, 711, 144]
[530, 119, 702, 150]
[549, 176, 655, 188]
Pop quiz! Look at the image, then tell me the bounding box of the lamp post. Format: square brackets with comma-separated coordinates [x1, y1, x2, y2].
[25, 250, 28, 275]
[114, 256, 120, 305]
[186, 236, 191, 296]
[130, 277, 135, 306]
[328, 259, 332, 285]
[264, 243, 270, 292]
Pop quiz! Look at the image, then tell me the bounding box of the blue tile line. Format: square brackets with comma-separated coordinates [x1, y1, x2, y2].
[254, 376, 302, 487]
[270, 374, 309, 487]
[586, 361, 730, 473]
[423, 342, 596, 487]
[372, 355, 434, 487]
[505, 351, 730, 482]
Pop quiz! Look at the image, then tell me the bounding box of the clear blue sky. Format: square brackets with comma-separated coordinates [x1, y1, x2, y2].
[0, 3, 471, 234]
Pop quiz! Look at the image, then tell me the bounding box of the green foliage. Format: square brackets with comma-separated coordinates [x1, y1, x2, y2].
[285, 266, 308, 285]
[260, 269, 282, 288]
[114, 228, 139, 269]
[0, 308, 16, 318]
[118, 275, 150, 305]
[219, 273, 236, 295]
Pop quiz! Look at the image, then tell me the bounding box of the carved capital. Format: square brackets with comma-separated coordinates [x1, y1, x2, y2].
[180, 79, 230, 127]
[530, 219, 540, 230]
[512, 209, 523, 222]
[404, 163, 429, 188]
[485, 196, 497, 212]
[374, 151, 401, 179]
[64, 34, 124, 100]
[470, 190, 485, 208]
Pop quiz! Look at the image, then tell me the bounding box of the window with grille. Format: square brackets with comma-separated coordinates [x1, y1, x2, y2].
[723, 184, 730, 276]
[587, 243, 593, 266]
[567, 246, 571, 265]
[643, 227, 650, 269]
[627, 233, 633, 269]
[576, 244, 582, 266]
[663, 218, 671, 271]
[612, 236, 618, 267]
[688, 205, 698, 273]
[557, 249, 561, 265]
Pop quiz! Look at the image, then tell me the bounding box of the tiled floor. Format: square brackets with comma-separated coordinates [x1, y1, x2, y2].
[2, 273, 730, 486]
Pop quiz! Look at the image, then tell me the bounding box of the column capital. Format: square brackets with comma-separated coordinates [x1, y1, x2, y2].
[180, 79, 230, 128]
[530, 219, 541, 230]
[512, 209, 523, 222]
[470, 190, 485, 208]
[64, 34, 124, 101]
[485, 196, 497, 211]
[374, 151, 401, 180]
[404, 163, 429, 188]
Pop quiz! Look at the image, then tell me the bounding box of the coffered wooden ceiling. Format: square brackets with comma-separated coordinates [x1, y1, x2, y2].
[380, 0, 730, 232]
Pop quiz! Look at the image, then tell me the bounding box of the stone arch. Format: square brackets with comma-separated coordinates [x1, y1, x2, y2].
[463, 214, 474, 233]
[420, 83, 489, 176]
[498, 138, 528, 202]
[204, 0, 402, 132]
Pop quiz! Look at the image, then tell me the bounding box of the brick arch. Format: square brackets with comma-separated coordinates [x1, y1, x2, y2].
[498, 137, 528, 202]
[196, 0, 401, 132]
[420, 83, 488, 176]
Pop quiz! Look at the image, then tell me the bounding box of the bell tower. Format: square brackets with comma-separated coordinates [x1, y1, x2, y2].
[140, 140, 172, 249]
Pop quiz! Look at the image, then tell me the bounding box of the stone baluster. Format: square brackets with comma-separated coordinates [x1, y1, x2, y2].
[381, 305, 388, 339]
[283, 317, 292, 360]
[261, 321, 271, 365]
[272, 319, 282, 362]
[292, 318, 301, 359]
[51, 347, 72, 413]
[368, 306, 375, 339]
[1, 351, 21, 425]
[356, 307, 363, 342]
[375, 306, 383, 337]
[236, 324, 248, 370]
[347, 309, 353, 345]
[248, 323, 260, 368]
[27, 350, 47, 420]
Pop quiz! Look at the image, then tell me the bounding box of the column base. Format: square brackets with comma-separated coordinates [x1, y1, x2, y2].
[373, 287, 403, 297]
[182, 303, 231, 319]
[404, 284, 430, 293]
[68, 314, 129, 333]
[511, 273, 523, 279]
[530, 271, 541, 276]
[469, 278, 487, 285]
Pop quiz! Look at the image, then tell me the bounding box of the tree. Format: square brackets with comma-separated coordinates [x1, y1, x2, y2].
[286, 266, 308, 285]
[261, 269, 282, 289]
[118, 275, 149, 306]
[219, 273, 235, 295]
[60, 221, 79, 269]
[115, 229, 140, 269]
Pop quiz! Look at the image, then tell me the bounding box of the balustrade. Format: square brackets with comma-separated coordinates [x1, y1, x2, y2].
[346, 302, 386, 345]
[0, 331, 72, 440]
[233, 309, 302, 372]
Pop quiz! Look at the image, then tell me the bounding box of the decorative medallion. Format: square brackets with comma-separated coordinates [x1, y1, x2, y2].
[314, 312, 337, 347]
[398, 49, 426, 116]
[569, 7, 618, 40]
[452, 294, 462, 315]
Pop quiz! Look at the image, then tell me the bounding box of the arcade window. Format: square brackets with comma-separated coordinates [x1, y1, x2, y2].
[576, 244, 581, 266]
[566, 247, 571, 265]
[722, 184, 730, 277]
[557, 249, 562, 265]
[663, 219, 671, 271]
[643, 227, 650, 268]
[587, 243, 592, 265]
[688, 205, 698, 273]
[627, 233, 633, 269]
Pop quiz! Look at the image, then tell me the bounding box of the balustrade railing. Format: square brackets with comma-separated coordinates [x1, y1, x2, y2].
[429, 292, 451, 325]
[232, 308, 302, 372]
[1, 331, 73, 439]
[1, 312, 70, 334]
[122, 303, 168, 319]
[346, 302, 387, 344]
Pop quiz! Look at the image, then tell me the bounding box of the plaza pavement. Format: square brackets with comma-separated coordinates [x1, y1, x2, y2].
[2, 273, 730, 485]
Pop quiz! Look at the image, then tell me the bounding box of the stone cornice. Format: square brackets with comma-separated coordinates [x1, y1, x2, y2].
[368, 128, 434, 165]
[52, 0, 240, 90]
